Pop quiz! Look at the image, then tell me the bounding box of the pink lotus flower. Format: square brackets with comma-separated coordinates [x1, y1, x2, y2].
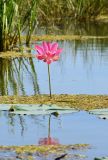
[38, 137, 59, 145]
[35, 42, 63, 64]
[35, 41, 63, 98]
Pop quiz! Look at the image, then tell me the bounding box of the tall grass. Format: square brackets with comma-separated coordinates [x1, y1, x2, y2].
[67, 0, 108, 20]
[39, 0, 108, 22]
[0, 0, 39, 51]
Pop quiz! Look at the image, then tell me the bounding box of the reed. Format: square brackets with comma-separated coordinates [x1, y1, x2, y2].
[0, 0, 108, 52]
[38, 0, 108, 21]
[0, 0, 39, 51]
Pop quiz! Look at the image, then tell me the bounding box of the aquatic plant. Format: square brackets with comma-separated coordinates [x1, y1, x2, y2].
[0, 0, 39, 52]
[35, 42, 62, 97]
[0, 144, 89, 159]
[94, 157, 108, 160]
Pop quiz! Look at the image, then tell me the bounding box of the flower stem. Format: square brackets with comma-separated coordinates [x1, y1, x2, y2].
[48, 64, 52, 98]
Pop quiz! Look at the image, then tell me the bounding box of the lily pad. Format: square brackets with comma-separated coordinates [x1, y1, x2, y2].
[0, 104, 13, 111]
[89, 108, 108, 119]
[0, 104, 78, 116]
[94, 157, 108, 160]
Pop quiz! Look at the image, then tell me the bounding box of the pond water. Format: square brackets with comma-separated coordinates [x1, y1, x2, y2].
[0, 111, 108, 159]
[1, 38, 108, 95]
[34, 39, 108, 95]
[0, 21, 108, 159]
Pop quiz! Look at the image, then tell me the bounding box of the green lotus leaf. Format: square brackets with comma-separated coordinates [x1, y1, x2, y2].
[94, 157, 108, 160]
[89, 108, 108, 119]
[0, 104, 12, 111]
[0, 104, 78, 115]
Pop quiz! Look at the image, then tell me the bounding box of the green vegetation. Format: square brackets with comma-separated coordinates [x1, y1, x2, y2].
[0, 0, 39, 51]
[94, 158, 108, 160]
[0, 0, 108, 52]
[39, 0, 108, 22]
[89, 108, 108, 119]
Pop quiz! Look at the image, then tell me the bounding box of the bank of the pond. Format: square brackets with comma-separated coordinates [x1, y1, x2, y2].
[0, 95, 108, 110]
[96, 15, 108, 23]
[0, 51, 34, 58]
[1, 34, 108, 58]
[21, 35, 108, 41]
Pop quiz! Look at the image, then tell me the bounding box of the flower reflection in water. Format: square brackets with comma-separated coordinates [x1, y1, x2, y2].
[38, 114, 59, 145]
[38, 137, 59, 145]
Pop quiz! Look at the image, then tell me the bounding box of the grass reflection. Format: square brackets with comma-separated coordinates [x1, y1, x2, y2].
[62, 38, 108, 66]
[0, 57, 39, 95]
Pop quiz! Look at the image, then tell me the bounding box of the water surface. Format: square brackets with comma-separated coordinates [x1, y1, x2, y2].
[0, 111, 108, 159]
[1, 20, 108, 95]
[35, 39, 108, 95]
[1, 38, 108, 95]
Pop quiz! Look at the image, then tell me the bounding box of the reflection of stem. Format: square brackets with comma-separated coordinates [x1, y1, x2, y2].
[48, 115, 51, 138]
[19, 115, 25, 136]
[47, 64, 52, 98]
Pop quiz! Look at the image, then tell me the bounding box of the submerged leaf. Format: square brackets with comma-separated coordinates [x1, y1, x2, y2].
[0, 104, 12, 111]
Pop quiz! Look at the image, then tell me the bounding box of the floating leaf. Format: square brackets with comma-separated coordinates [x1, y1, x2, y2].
[89, 109, 108, 119]
[94, 157, 108, 160]
[0, 104, 12, 111]
[0, 104, 78, 116]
